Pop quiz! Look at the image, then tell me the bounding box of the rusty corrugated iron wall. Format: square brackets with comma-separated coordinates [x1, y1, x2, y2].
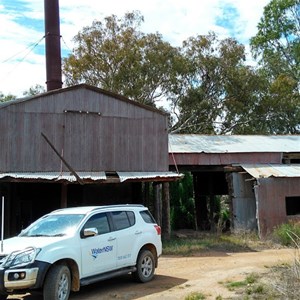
[0, 85, 169, 173]
[231, 172, 257, 232]
[255, 177, 300, 237]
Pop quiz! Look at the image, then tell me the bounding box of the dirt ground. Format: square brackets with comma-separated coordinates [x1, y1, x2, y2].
[7, 247, 295, 300]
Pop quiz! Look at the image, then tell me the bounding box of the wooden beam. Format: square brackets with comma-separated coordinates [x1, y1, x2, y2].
[162, 182, 171, 240]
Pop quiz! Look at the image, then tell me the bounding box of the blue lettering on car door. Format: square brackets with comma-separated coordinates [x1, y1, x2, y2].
[90, 246, 114, 259]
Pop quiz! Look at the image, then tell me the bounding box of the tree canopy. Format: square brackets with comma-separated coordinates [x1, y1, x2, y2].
[170, 33, 266, 134]
[0, 92, 16, 103]
[63, 11, 181, 106]
[250, 0, 300, 134]
[2, 3, 299, 134]
[250, 0, 299, 81]
[62, 6, 299, 134]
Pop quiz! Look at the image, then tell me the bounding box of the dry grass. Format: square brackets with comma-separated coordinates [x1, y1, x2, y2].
[221, 232, 300, 299]
[269, 232, 300, 299]
[163, 230, 274, 256]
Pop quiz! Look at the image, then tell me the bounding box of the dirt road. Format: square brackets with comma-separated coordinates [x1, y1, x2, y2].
[7, 248, 294, 300]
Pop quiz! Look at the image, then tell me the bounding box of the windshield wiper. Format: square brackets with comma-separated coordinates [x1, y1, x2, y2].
[50, 233, 66, 237]
[25, 234, 50, 237]
[20, 233, 66, 237]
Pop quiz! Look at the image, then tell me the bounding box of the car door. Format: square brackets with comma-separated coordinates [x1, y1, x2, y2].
[110, 210, 138, 268]
[80, 212, 117, 277]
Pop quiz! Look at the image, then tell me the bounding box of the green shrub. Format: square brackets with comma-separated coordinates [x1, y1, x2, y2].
[170, 172, 196, 230]
[184, 292, 206, 300]
[273, 222, 300, 246]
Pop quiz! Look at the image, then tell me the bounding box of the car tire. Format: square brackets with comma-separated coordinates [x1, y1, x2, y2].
[43, 264, 71, 300]
[133, 249, 155, 283]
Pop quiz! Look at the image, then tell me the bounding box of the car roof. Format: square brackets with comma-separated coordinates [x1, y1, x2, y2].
[50, 205, 146, 215]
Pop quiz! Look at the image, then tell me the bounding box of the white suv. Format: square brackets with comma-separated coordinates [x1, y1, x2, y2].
[0, 205, 162, 300]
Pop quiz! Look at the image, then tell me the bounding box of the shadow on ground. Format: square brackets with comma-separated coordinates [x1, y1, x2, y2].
[7, 274, 186, 300]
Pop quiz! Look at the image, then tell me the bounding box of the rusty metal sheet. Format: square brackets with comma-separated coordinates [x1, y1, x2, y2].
[169, 134, 300, 153]
[0, 171, 183, 183]
[0, 172, 107, 182]
[240, 164, 300, 178]
[117, 172, 183, 183]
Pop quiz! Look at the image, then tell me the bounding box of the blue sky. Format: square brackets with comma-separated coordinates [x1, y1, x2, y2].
[0, 0, 270, 97]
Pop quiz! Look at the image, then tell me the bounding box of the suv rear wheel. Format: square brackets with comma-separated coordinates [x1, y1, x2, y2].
[43, 264, 71, 300]
[133, 249, 155, 283]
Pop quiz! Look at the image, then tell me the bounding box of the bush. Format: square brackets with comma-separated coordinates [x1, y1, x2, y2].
[184, 292, 206, 300]
[170, 172, 196, 230]
[273, 222, 300, 246]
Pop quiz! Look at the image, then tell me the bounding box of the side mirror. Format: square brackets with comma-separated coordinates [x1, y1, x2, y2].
[83, 227, 98, 238]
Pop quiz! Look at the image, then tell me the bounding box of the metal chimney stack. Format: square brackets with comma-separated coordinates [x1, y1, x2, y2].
[44, 0, 62, 91]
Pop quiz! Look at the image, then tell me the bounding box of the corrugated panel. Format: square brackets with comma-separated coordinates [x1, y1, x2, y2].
[117, 172, 183, 183]
[0, 171, 182, 183]
[0, 172, 107, 182]
[240, 164, 300, 178]
[169, 134, 300, 153]
[0, 85, 169, 173]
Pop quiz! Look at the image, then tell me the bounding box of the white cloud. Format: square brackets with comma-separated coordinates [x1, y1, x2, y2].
[0, 0, 271, 97]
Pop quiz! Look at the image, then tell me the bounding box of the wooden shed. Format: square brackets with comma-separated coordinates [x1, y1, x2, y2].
[0, 84, 179, 236]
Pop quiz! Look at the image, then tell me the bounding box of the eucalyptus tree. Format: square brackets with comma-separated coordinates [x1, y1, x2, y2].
[63, 11, 181, 106]
[250, 0, 299, 81]
[22, 84, 45, 97]
[0, 92, 16, 102]
[170, 33, 265, 134]
[250, 0, 300, 133]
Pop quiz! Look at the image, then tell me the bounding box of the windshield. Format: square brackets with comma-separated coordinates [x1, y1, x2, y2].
[19, 214, 85, 237]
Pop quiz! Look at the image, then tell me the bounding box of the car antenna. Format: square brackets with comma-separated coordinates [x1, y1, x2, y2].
[1, 196, 4, 252]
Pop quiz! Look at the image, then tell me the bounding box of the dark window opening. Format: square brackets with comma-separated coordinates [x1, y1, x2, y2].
[282, 153, 300, 164]
[286, 196, 300, 216]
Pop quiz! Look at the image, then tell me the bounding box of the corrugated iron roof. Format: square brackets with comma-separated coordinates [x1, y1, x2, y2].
[240, 164, 300, 178]
[0, 171, 182, 183]
[169, 134, 300, 153]
[0, 172, 107, 182]
[117, 172, 183, 182]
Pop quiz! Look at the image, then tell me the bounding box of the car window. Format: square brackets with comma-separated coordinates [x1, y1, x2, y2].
[111, 211, 135, 231]
[140, 210, 156, 224]
[83, 213, 110, 235]
[127, 211, 135, 226]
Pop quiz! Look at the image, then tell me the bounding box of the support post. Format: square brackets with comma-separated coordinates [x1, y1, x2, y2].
[162, 182, 171, 240]
[1, 196, 4, 252]
[61, 184, 67, 208]
[193, 172, 209, 230]
[153, 183, 162, 227]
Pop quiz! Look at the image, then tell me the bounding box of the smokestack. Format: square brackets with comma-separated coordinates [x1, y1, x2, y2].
[44, 0, 62, 91]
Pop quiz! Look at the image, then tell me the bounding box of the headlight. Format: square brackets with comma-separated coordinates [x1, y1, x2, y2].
[2, 247, 40, 268]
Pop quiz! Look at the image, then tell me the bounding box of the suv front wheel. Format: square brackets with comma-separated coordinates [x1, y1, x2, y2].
[133, 249, 155, 283]
[43, 264, 71, 300]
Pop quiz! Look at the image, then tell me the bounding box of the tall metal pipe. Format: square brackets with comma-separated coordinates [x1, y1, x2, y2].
[44, 0, 62, 91]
